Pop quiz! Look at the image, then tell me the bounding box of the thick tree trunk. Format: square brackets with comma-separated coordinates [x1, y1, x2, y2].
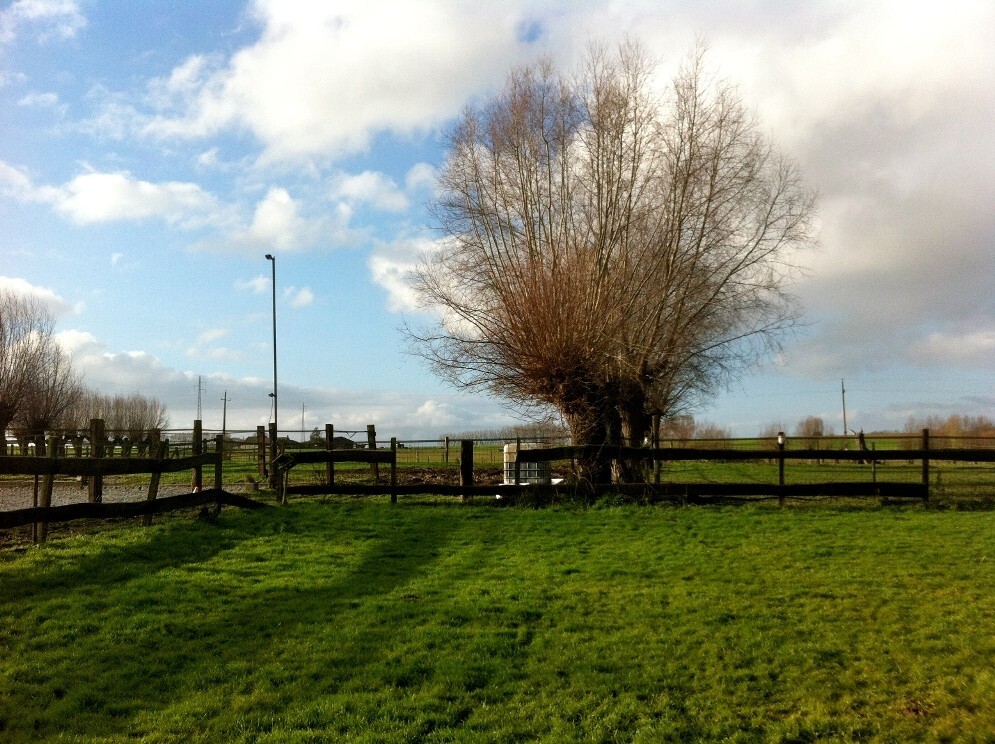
[614, 392, 650, 484]
[563, 396, 615, 491]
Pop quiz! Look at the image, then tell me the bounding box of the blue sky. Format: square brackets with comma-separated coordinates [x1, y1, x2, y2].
[1, 0, 992, 440]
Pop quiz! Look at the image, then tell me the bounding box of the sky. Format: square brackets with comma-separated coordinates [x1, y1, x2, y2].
[1, 0, 992, 441]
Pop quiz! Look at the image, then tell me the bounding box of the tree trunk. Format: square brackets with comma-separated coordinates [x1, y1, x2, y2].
[615, 392, 650, 484]
[564, 396, 615, 492]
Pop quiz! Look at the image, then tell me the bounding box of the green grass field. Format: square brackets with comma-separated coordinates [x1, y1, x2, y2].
[2, 499, 994, 742]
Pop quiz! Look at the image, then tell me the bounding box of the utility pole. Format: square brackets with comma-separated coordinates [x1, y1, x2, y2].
[841, 378, 848, 445]
[196, 376, 206, 420]
[221, 391, 230, 439]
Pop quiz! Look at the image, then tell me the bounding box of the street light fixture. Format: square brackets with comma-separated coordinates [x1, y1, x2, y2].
[265, 253, 278, 491]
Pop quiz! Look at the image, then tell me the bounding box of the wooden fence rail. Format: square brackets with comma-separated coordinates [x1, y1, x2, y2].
[0, 489, 268, 531]
[274, 440, 398, 504]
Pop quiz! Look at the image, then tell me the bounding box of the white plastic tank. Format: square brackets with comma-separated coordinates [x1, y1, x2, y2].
[503, 442, 552, 485]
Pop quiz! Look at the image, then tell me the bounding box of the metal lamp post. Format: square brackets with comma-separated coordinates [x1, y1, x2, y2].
[265, 253, 279, 492]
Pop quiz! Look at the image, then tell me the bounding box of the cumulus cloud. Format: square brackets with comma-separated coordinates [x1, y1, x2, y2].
[0, 163, 223, 228]
[284, 286, 314, 308]
[0, 275, 81, 316]
[0, 160, 34, 197]
[220, 187, 331, 252]
[405, 162, 437, 192]
[45, 170, 220, 226]
[236, 275, 270, 294]
[368, 235, 440, 313]
[414, 399, 458, 430]
[330, 170, 408, 212]
[124, 0, 536, 161]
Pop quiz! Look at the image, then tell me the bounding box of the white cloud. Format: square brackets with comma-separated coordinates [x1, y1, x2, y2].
[0, 0, 86, 46]
[1, 164, 223, 228]
[197, 147, 220, 168]
[17, 90, 60, 108]
[131, 0, 534, 161]
[0, 160, 34, 197]
[54, 328, 100, 355]
[414, 399, 457, 430]
[183, 327, 243, 362]
[196, 328, 228, 344]
[221, 187, 329, 252]
[236, 275, 270, 294]
[405, 162, 437, 192]
[0, 275, 80, 317]
[285, 286, 314, 308]
[43, 170, 220, 226]
[330, 170, 408, 212]
[909, 330, 995, 370]
[367, 235, 440, 313]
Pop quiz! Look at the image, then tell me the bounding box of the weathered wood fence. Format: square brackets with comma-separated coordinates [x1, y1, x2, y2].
[276, 429, 994, 503]
[275, 437, 399, 503]
[0, 419, 267, 542]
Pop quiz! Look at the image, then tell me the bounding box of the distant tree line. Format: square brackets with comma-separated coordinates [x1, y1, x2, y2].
[903, 414, 994, 438]
[0, 289, 168, 448]
[444, 421, 570, 442]
[758, 413, 995, 441]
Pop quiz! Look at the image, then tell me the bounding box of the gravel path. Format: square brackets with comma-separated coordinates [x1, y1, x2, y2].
[0, 479, 250, 512]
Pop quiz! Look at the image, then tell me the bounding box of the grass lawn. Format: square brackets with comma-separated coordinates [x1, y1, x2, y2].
[1, 499, 994, 742]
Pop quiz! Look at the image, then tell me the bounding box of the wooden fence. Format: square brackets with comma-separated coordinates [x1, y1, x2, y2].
[275, 429, 994, 504]
[0, 419, 266, 543]
[4, 423, 993, 543]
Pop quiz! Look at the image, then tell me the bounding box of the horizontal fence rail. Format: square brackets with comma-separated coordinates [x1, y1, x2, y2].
[514, 446, 995, 464]
[0, 489, 268, 531]
[0, 452, 219, 477]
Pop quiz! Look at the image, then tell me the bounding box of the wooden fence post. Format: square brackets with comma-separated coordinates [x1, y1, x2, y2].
[390, 437, 398, 504]
[36, 434, 56, 544]
[514, 437, 522, 486]
[268, 422, 279, 492]
[444, 436, 450, 465]
[256, 425, 267, 478]
[921, 428, 930, 502]
[143, 439, 168, 526]
[88, 418, 105, 503]
[214, 434, 224, 490]
[367, 424, 379, 482]
[777, 432, 786, 507]
[325, 424, 335, 486]
[192, 419, 203, 492]
[460, 440, 474, 501]
[652, 413, 662, 484]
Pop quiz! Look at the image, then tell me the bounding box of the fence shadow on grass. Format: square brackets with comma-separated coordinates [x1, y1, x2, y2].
[1, 503, 463, 739]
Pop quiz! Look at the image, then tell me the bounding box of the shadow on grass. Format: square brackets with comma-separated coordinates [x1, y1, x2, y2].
[1, 502, 463, 738]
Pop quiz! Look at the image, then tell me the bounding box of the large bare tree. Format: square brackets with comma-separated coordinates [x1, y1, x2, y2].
[411, 41, 815, 483]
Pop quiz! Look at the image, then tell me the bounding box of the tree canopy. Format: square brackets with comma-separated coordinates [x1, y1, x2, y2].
[411, 41, 816, 483]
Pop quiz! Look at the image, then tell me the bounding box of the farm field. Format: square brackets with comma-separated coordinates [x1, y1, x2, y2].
[2, 499, 994, 742]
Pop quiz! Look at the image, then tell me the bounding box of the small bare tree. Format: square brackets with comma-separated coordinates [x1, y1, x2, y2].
[0, 289, 58, 444]
[11, 341, 83, 454]
[410, 40, 815, 485]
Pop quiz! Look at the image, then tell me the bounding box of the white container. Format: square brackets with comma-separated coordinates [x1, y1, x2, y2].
[503, 442, 552, 485]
